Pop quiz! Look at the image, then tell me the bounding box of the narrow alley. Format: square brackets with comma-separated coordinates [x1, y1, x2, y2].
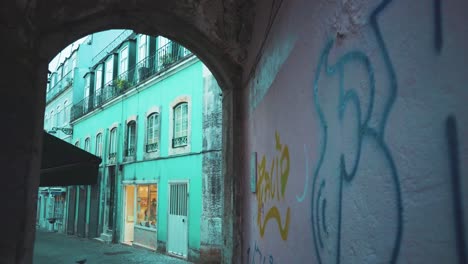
[33, 230, 191, 264]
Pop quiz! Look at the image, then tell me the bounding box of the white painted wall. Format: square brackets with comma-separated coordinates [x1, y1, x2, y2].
[242, 0, 468, 263]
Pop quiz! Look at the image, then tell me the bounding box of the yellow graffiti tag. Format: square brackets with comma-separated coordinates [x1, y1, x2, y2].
[256, 131, 291, 240]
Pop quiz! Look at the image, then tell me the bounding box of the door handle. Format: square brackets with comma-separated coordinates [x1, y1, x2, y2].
[182, 219, 185, 223]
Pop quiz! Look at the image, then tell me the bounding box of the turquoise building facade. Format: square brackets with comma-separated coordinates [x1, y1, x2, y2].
[61, 30, 223, 262]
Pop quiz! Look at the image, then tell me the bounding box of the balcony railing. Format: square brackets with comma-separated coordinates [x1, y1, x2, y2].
[124, 147, 135, 157]
[172, 136, 188, 148]
[71, 42, 193, 122]
[46, 71, 73, 103]
[108, 152, 117, 160]
[145, 142, 159, 152]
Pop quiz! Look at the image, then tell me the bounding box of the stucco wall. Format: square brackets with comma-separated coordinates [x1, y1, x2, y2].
[242, 0, 468, 263]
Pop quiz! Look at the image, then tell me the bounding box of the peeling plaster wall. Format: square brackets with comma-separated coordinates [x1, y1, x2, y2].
[200, 64, 224, 262]
[242, 0, 468, 263]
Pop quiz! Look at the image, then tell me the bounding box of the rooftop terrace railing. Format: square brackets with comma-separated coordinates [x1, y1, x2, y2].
[71, 42, 193, 122]
[46, 70, 73, 103]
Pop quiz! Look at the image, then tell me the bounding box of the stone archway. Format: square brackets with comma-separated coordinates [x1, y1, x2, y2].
[1, 1, 252, 263]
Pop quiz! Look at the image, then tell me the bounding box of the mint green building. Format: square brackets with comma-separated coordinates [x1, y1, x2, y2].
[64, 30, 223, 262]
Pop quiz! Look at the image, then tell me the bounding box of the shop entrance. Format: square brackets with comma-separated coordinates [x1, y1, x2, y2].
[167, 182, 188, 258]
[123, 185, 135, 244]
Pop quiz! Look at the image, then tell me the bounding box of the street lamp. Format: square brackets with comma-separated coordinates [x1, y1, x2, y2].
[48, 127, 73, 135]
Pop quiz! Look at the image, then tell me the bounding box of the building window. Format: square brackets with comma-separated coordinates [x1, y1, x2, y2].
[125, 121, 136, 157]
[50, 110, 55, 129]
[146, 113, 159, 152]
[84, 75, 91, 111]
[84, 138, 91, 152]
[95, 65, 103, 92]
[109, 128, 117, 159]
[138, 35, 147, 62]
[74, 141, 80, 147]
[63, 100, 69, 124]
[56, 105, 62, 126]
[96, 133, 103, 158]
[119, 46, 128, 75]
[104, 56, 113, 86]
[173, 102, 188, 148]
[137, 184, 158, 229]
[63, 59, 69, 76]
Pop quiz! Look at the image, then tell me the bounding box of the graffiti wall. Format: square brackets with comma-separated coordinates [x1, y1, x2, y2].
[242, 0, 468, 263]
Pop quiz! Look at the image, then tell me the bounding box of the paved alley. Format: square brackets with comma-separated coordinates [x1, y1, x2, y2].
[33, 230, 191, 264]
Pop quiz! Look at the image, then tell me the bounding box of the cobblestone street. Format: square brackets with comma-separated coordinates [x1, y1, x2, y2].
[33, 230, 191, 264]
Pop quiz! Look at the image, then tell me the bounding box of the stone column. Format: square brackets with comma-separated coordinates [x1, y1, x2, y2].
[222, 86, 244, 264]
[0, 19, 46, 263]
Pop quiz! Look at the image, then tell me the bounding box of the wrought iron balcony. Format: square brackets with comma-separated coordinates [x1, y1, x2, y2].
[124, 147, 135, 157]
[145, 142, 159, 153]
[46, 71, 73, 103]
[172, 136, 188, 148]
[71, 41, 193, 122]
[108, 152, 116, 160]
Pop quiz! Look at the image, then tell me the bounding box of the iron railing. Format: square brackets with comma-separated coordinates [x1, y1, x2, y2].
[71, 42, 192, 122]
[145, 142, 159, 152]
[172, 136, 188, 148]
[124, 147, 135, 157]
[46, 71, 73, 103]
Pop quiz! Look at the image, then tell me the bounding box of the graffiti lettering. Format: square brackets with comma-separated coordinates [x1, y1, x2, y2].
[246, 241, 275, 264]
[257, 131, 291, 240]
[310, 0, 402, 263]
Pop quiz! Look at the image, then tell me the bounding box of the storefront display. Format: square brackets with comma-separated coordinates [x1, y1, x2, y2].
[137, 184, 158, 229]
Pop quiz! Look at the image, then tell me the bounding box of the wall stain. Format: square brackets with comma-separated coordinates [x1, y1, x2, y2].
[446, 115, 467, 264]
[310, 0, 403, 263]
[434, 0, 443, 54]
[256, 131, 291, 240]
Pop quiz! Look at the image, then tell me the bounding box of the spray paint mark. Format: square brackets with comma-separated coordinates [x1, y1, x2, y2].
[310, 1, 402, 263]
[434, 0, 443, 54]
[256, 131, 291, 240]
[296, 145, 310, 202]
[446, 115, 467, 264]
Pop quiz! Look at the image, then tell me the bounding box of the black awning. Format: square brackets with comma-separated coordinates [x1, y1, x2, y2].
[40, 131, 102, 187]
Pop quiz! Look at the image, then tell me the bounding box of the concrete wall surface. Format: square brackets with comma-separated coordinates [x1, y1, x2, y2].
[241, 0, 468, 263]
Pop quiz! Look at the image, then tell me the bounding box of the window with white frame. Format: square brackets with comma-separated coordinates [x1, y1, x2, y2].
[56, 105, 61, 126]
[84, 138, 91, 152]
[71, 54, 76, 71]
[172, 102, 188, 148]
[138, 35, 147, 62]
[50, 110, 55, 129]
[63, 100, 69, 124]
[125, 121, 136, 157]
[58, 66, 63, 81]
[84, 75, 91, 111]
[119, 46, 128, 76]
[104, 56, 113, 86]
[96, 133, 103, 157]
[146, 113, 160, 152]
[109, 127, 117, 159]
[63, 59, 69, 76]
[95, 65, 102, 93]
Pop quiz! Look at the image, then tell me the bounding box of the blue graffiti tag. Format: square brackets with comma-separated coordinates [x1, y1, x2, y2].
[310, 1, 403, 264]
